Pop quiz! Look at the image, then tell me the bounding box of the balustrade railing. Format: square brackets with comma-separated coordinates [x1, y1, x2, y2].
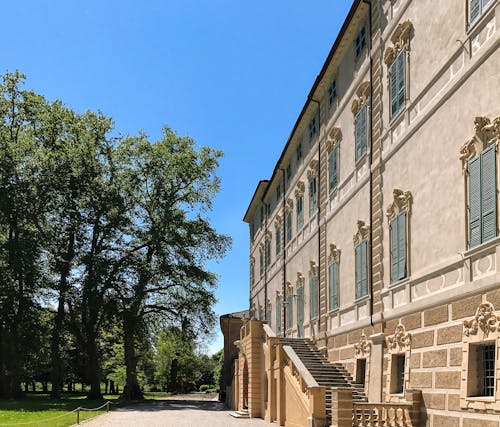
[352, 401, 413, 426]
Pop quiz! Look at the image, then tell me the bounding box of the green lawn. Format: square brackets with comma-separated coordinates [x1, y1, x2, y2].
[0, 393, 121, 427]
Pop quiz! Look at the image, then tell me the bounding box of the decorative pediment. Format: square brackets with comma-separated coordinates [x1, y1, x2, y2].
[286, 281, 293, 293]
[384, 21, 413, 66]
[285, 198, 294, 213]
[259, 242, 265, 251]
[386, 189, 412, 219]
[274, 215, 282, 227]
[328, 243, 341, 263]
[307, 160, 319, 179]
[265, 230, 272, 241]
[354, 334, 372, 357]
[326, 127, 342, 151]
[276, 290, 282, 299]
[309, 261, 318, 277]
[459, 116, 500, 172]
[294, 181, 305, 198]
[353, 220, 370, 245]
[386, 324, 411, 352]
[351, 81, 371, 116]
[463, 302, 500, 338]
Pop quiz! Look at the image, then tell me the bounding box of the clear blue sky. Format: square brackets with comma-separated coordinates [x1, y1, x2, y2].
[2, 0, 352, 353]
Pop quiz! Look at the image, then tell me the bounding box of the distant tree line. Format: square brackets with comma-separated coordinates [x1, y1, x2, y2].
[0, 71, 230, 400]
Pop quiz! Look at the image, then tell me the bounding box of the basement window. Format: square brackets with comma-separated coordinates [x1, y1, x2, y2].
[390, 354, 406, 394]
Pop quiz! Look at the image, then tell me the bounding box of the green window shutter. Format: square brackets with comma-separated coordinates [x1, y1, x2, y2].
[355, 107, 367, 161]
[397, 51, 406, 113]
[329, 262, 338, 310]
[397, 211, 407, 281]
[360, 241, 367, 297]
[468, 156, 482, 247]
[390, 60, 398, 117]
[355, 243, 362, 298]
[329, 146, 338, 191]
[390, 216, 399, 282]
[481, 145, 497, 242]
[469, 0, 481, 24]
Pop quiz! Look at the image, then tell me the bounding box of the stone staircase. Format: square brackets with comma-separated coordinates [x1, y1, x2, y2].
[280, 337, 367, 424]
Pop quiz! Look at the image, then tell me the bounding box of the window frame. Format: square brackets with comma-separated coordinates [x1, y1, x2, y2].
[265, 239, 271, 270]
[389, 49, 406, 120]
[468, 0, 494, 28]
[275, 226, 281, 256]
[390, 210, 408, 283]
[309, 175, 317, 215]
[328, 80, 337, 106]
[328, 144, 339, 193]
[355, 105, 368, 162]
[285, 210, 292, 244]
[259, 249, 264, 277]
[309, 117, 317, 140]
[355, 25, 366, 57]
[309, 275, 318, 320]
[328, 260, 339, 311]
[296, 194, 304, 231]
[355, 240, 368, 300]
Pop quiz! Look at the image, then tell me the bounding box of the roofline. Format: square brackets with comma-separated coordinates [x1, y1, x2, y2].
[243, 180, 269, 222]
[262, 0, 363, 200]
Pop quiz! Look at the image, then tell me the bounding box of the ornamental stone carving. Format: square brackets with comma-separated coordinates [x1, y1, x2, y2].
[296, 272, 305, 284]
[328, 243, 341, 263]
[386, 189, 412, 219]
[351, 81, 371, 116]
[309, 261, 318, 277]
[250, 256, 255, 266]
[294, 181, 305, 198]
[265, 230, 272, 241]
[274, 215, 282, 227]
[384, 21, 413, 66]
[326, 127, 342, 151]
[354, 334, 372, 357]
[459, 115, 500, 172]
[307, 160, 319, 179]
[353, 220, 370, 245]
[285, 198, 294, 212]
[463, 302, 500, 338]
[386, 324, 411, 352]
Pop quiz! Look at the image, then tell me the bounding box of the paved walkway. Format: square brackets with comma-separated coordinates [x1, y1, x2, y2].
[81, 394, 269, 427]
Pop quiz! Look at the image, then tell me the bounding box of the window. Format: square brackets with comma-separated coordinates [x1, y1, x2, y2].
[275, 299, 281, 336]
[260, 205, 265, 227]
[356, 359, 367, 386]
[390, 211, 407, 283]
[265, 239, 271, 270]
[276, 184, 281, 201]
[297, 285, 304, 337]
[328, 145, 339, 192]
[266, 303, 271, 327]
[355, 26, 366, 56]
[275, 226, 281, 256]
[468, 0, 494, 27]
[355, 240, 368, 299]
[328, 80, 337, 106]
[259, 249, 264, 277]
[250, 261, 255, 287]
[309, 276, 318, 320]
[467, 343, 496, 397]
[355, 105, 367, 161]
[286, 164, 292, 181]
[309, 117, 316, 140]
[296, 195, 304, 230]
[309, 176, 317, 215]
[389, 49, 406, 118]
[328, 261, 339, 310]
[391, 354, 406, 394]
[468, 145, 497, 248]
[296, 142, 302, 162]
[286, 291, 293, 330]
[285, 211, 292, 244]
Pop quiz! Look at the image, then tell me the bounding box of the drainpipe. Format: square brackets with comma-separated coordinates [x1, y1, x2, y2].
[279, 167, 286, 337]
[263, 196, 268, 324]
[362, 0, 374, 327]
[310, 98, 321, 335]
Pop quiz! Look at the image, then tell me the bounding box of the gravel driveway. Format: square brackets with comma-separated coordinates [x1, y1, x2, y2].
[80, 394, 269, 427]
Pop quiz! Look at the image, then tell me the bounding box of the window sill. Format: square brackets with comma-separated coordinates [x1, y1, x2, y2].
[355, 294, 370, 303]
[355, 152, 368, 168]
[463, 235, 500, 258]
[389, 106, 406, 128]
[465, 396, 496, 402]
[390, 276, 410, 288]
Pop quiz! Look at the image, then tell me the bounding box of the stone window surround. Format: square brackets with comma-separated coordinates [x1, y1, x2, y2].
[385, 323, 411, 402]
[328, 243, 341, 313]
[354, 333, 372, 396]
[351, 81, 371, 166]
[326, 127, 342, 197]
[353, 220, 370, 301]
[386, 188, 412, 284]
[461, 301, 500, 411]
[459, 115, 500, 249]
[384, 20, 413, 123]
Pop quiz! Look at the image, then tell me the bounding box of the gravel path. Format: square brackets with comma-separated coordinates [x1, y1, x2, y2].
[80, 394, 269, 427]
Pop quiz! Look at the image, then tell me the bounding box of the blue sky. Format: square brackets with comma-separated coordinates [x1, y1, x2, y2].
[2, 0, 352, 353]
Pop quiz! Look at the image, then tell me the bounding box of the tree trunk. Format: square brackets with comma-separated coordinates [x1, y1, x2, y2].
[120, 313, 143, 400]
[85, 334, 103, 400]
[51, 232, 74, 399]
[168, 358, 179, 393]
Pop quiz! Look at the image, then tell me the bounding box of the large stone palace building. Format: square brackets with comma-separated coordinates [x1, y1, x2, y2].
[221, 0, 500, 426]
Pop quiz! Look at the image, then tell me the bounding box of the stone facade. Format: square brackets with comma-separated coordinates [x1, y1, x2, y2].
[225, 0, 500, 426]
